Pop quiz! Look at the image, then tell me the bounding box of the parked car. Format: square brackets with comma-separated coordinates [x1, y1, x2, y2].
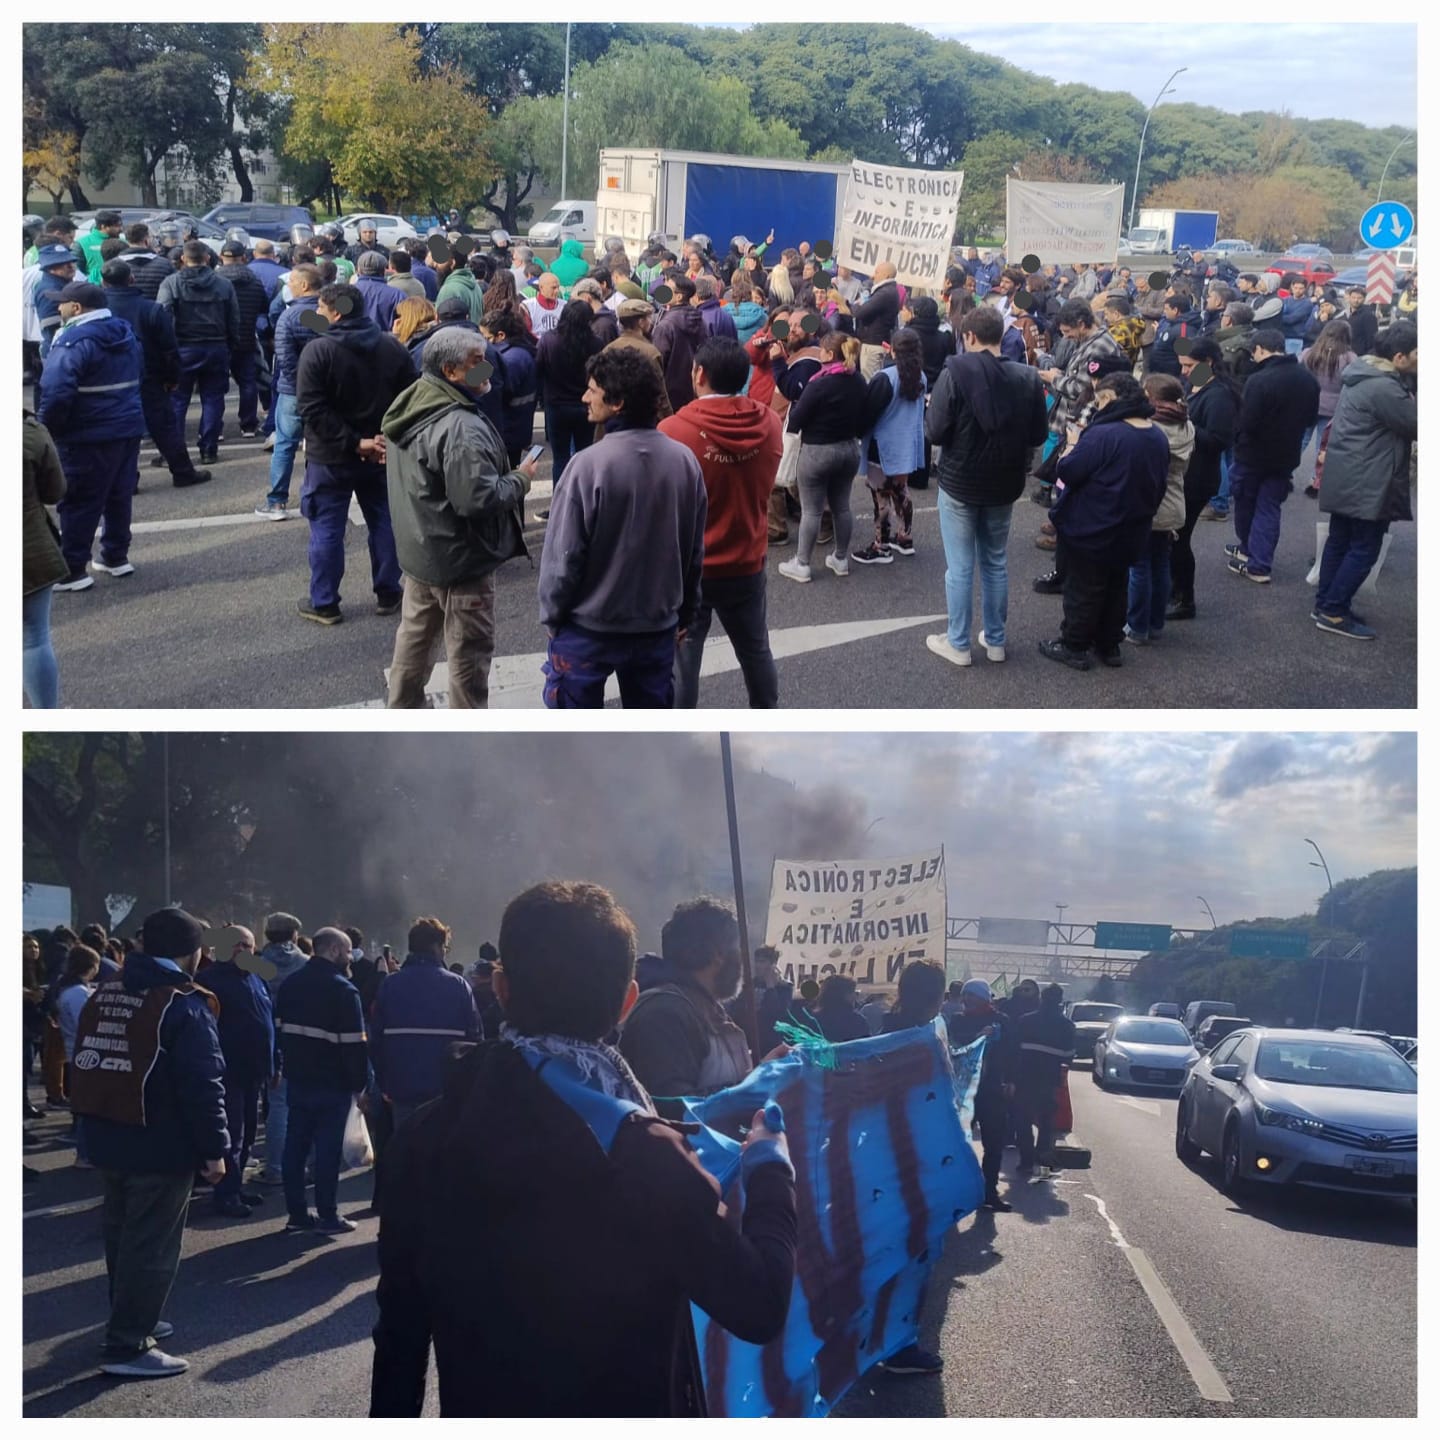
[1066, 1001, 1127, 1060]
[1211, 239, 1257, 254]
[1147, 1002, 1183, 1019]
[336, 213, 418, 248]
[1387, 1035, 1417, 1056]
[1175, 1028, 1417, 1200]
[1093, 1016, 1199, 1091]
[1182, 999, 1236, 1036]
[1333, 265, 1370, 289]
[1195, 1015, 1254, 1052]
[1266, 253, 1339, 284]
[203, 203, 315, 243]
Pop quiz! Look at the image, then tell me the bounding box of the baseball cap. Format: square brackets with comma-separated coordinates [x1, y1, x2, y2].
[37, 244, 78, 269]
[617, 297, 653, 319]
[56, 281, 105, 308]
[436, 296, 471, 321]
[220, 240, 247, 258]
[357, 250, 387, 275]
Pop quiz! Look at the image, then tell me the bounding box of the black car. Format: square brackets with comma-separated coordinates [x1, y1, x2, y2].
[1194, 1015, 1254, 1052]
[204, 203, 315, 243]
[1066, 1002, 1127, 1060]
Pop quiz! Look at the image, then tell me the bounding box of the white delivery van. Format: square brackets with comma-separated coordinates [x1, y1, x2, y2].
[528, 200, 596, 249]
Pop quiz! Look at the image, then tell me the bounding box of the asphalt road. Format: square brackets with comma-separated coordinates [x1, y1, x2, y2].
[38, 388, 1416, 710]
[23, 1066, 1414, 1419]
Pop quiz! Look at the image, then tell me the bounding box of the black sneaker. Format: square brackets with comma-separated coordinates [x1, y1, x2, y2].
[315, 1214, 357, 1234]
[1165, 599, 1197, 620]
[284, 1213, 318, 1233]
[1029, 484, 1053, 507]
[887, 536, 916, 557]
[1096, 648, 1124, 668]
[1223, 543, 1248, 563]
[1037, 638, 1092, 671]
[1032, 571, 1063, 595]
[375, 591, 403, 616]
[149, 453, 168, 468]
[850, 542, 894, 566]
[173, 469, 212, 488]
[213, 1198, 252, 1219]
[239, 1191, 264, 1206]
[239, 426, 259, 438]
[880, 1344, 943, 1375]
[297, 599, 343, 626]
[198, 449, 219, 465]
[54, 571, 95, 593]
[981, 1194, 1014, 1213]
[24, 1103, 44, 1120]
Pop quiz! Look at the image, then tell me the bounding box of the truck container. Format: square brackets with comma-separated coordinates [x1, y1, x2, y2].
[596, 148, 852, 262]
[1126, 208, 1220, 255]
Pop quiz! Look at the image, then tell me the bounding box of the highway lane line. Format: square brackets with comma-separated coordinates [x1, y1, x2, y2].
[131, 512, 278, 534]
[1114, 1095, 1165, 1118]
[23, 1197, 104, 1220]
[1084, 1192, 1233, 1404]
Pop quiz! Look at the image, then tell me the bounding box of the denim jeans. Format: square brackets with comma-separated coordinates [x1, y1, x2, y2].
[283, 1082, 352, 1222]
[23, 585, 59, 708]
[1229, 461, 1290, 576]
[1208, 451, 1232, 513]
[673, 569, 778, 708]
[215, 1077, 260, 1205]
[795, 439, 858, 566]
[264, 1076, 289, 1176]
[1126, 530, 1174, 638]
[936, 490, 1013, 650]
[544, 623, 678, 708]
[172, 344, 229, 452]
[300, 459, 402, 609]
[267, 392, 303, 503]
[1316, 513, 1389, 618]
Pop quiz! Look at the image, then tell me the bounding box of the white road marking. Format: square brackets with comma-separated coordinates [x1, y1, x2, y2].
[132, 511, 278, 534]
[1114, 1095, 1164, 1118]
[1082, 1193, 1233, 1403]
[23, 1197, 104, 1220]
[339, 612, 948, 708]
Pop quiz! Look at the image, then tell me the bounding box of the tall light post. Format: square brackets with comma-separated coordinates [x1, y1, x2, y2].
[161, 735, 172, 906]
[1129, 67, 1187, 236]
[1305, 838, 1333, 1026]
[560, 22, 572, 202]
[1053, 902, 1068, 976]
[1197, 895, 1217, 929]
[1375, 131, 1415, 204]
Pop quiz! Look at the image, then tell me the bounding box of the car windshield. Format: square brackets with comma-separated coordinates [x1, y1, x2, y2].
[1115, 1020, 1190, 1045]
[1254, 1039, 1418, 1092]
[540, 207, 567, 223]
[1130, 229, 1160, 240]
[1071, 1004, 1124, 1023]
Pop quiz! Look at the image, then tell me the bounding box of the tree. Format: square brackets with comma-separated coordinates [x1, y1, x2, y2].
[24, 128, 82, 214]
[254, 24, 494, 214]
[957, 131, 1028, 244]
[1090, 974, 1119, 1003]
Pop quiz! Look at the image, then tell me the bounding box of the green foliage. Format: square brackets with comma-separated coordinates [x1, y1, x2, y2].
[956, 131, 1027, 244]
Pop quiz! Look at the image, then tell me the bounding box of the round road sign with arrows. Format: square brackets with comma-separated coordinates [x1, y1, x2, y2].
[1359, 201, 1414, 250]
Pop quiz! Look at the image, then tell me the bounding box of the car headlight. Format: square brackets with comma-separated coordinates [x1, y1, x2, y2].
[1255, 1103, 1323, 1135]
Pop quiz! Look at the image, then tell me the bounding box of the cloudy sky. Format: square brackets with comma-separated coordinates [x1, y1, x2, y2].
[923, 21, 1417, 130]
[730, 731, 1416, 930]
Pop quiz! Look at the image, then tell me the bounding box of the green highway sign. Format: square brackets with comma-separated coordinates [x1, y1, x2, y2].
[1094, 922, 1173, 952]
[1229, 929, 1310, 959]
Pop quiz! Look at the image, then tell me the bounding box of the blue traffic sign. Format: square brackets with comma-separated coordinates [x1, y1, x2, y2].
[1359, 201, 1414, 250]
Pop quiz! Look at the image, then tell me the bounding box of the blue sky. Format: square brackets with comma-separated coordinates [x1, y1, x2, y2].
[730, 732, 1416, 929]
[922, 22, 1417, 130]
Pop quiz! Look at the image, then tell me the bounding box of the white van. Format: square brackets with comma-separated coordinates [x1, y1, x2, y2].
[527, 200, 596, 249]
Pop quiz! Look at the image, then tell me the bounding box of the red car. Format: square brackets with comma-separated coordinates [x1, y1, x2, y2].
[1266, 253, 1338, 285]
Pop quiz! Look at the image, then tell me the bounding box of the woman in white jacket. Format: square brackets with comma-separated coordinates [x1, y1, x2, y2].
[1125, 372, 1195, 643]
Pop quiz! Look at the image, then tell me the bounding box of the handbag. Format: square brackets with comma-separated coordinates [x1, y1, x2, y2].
[775, 428, 802, 494]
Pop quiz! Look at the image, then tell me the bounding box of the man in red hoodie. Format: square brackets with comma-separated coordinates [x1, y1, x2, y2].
[660, 336, 782, 707]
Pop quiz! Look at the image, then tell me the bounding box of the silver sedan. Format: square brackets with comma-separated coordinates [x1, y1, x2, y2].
[1176, 1028, 1418, 1201]
[1092, 1016, 1199, 1091]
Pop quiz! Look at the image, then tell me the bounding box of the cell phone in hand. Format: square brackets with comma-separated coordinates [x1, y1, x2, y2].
[524, 444, 545, 465]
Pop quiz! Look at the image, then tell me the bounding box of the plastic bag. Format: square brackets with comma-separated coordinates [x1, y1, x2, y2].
[342, 1099, 375, 1169]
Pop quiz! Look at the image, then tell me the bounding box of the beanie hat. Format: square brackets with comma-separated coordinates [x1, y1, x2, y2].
[960, 978, 993, 1002]
[615, 279, 645, 300]
[141, 907, 206, 959]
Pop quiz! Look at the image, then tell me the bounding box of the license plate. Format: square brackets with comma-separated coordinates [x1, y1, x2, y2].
[1345, 1155, 1397, 1177]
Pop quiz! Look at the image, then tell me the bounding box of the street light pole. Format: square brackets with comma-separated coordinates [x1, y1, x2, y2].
[560, 23, 572, 202]
[1375, 131, 1415, 204]
[1305, 838, 1333, 1026]
[1197, 895, 1217, 930]
[1129, 67, 1187, 236]
[1053, 903, 1068, 978]
[161, 735, 172, 906]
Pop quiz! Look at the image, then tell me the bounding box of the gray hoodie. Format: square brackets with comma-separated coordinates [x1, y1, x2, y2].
[260, 940, 308, 1000]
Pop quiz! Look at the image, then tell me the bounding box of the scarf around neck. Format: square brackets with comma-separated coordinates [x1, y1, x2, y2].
[1089, 391, 1155, 427]
[501, 1023, 655, 1113]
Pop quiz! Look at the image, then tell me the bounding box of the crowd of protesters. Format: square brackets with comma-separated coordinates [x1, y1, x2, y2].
[22, 213, 1417, 706]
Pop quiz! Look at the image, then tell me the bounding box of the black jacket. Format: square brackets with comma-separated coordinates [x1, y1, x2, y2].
[1014, 1005, 1076, 1093]
[1182, 378, 1238, 504]
[1051, 404, 1171, 561]
[927, 351, 1048, 506]
[295, 314, 417, 465]
[535, 327, 602, 408]
[103, 286, 180, 385]
[156, 264, 241, 350]
[786, 369, 868, 445]
[1233, 353, 1320, 475]
[852, 281, 901, 346]
[813, 1003, 871, 1045]
[219, 261, 271, 341]
[130, 249, 176, 302]
[906, 312, 956, 387]
[275, 957, 370, 1093]
[652, 305, 708, 412]
[369, 1040, 796, 1417]
[1347, 303, 1379, 358]
[946, 1005, 1015, 1095]
[345, 239, 391, 265]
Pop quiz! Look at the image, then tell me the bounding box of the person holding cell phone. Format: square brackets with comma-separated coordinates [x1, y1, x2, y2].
[382, 327, 538, 708]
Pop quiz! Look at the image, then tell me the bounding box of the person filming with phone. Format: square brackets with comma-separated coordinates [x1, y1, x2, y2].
[382, 327, 539, 708]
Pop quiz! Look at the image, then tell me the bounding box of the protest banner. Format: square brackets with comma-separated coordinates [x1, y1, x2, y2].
[1005, 178, 1125, 266]
[837, 161, 963, 290]
[686, 1023, 986, 1416]
[766, 848, 948, 996]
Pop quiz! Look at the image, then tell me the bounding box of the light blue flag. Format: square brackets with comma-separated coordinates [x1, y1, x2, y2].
[682, 1019, 987, 1417]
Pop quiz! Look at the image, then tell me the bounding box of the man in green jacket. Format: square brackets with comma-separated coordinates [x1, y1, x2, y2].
[547, 237, 591, 290]
[79, 210, 125, 283]
[383, 326, 538, 708]
[435, 254, 484, 324]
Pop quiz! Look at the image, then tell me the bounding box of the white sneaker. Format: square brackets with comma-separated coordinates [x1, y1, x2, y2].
[981, 634, 1006, 662]
[99, 1347, 189, 1378]
[54, 572, 94, 592]
[925, 633, 971, 667]
[90, 560, 135, 578]
[777, 558, 812, 584]
[824, 554, 849, 577]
